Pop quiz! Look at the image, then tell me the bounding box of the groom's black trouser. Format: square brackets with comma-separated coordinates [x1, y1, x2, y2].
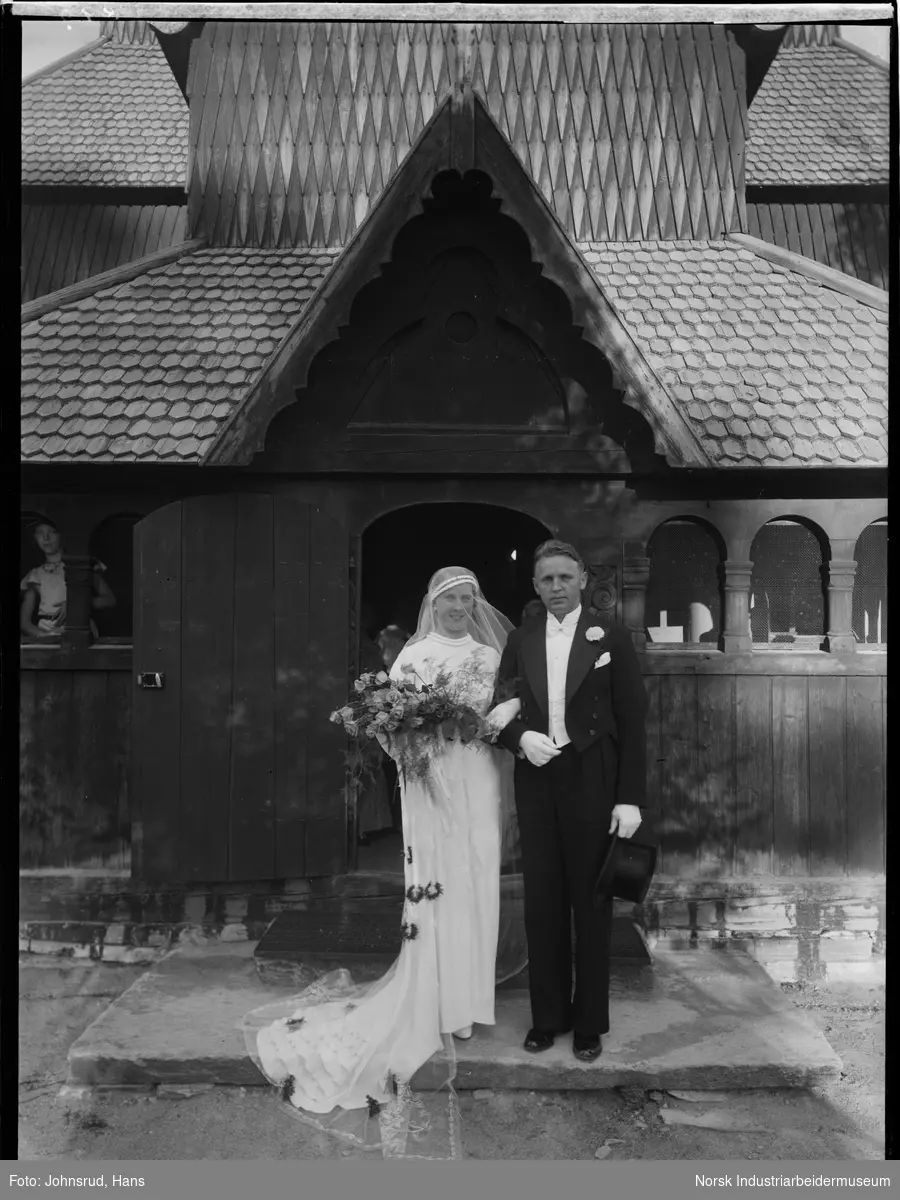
[514, 743, 614, 1037]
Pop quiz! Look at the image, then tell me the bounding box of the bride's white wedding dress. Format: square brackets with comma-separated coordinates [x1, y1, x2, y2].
[245, 628, 517, 1158]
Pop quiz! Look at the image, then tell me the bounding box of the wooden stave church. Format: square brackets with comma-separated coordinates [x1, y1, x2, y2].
[20, 20, 886, 969]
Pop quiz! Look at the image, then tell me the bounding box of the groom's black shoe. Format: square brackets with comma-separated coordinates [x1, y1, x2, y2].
[572, 1032, 603, 1062]
[524, 1027, 571, 1053]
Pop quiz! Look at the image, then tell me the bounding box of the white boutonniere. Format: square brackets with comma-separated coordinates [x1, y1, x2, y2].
[585, 626, 605, 642]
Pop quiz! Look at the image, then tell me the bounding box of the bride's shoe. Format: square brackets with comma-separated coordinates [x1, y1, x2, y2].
[452, 1025, 473, 1040]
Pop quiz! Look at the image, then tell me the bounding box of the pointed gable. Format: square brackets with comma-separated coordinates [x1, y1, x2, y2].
[203, 95, 709, 469]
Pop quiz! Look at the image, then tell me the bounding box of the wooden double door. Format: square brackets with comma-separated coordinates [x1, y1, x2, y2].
[131, 494, 348, 882]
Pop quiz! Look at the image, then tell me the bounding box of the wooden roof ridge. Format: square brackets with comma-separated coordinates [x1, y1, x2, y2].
[830, 34, 891, 73]
[204, 91, 712, 470]
[22, 34, 112, 87]
[21, 237, 208, 326]
[726, 232, 889, 314]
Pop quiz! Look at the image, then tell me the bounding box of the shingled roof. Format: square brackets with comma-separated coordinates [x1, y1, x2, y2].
[22, 29, 188, 188]
[746, 38, 890, 186]
[21, 238, 886, 468]
[581, 241, 887, 466]
[21, 249, 338, 462]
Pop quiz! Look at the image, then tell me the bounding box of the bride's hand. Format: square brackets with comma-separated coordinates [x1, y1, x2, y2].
[486, 697, 521, 733]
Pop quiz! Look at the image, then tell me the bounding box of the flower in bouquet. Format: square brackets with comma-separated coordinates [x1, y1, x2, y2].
[330, 658, 499, 793]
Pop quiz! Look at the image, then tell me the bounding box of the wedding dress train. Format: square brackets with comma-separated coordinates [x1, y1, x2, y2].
[244, 630, 524, 1159]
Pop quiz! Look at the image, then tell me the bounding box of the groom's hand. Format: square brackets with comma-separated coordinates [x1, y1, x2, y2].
[519, 732, 562, 767]
[609, 804, 642, 838]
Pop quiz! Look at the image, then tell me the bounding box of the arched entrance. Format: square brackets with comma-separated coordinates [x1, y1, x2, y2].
[354, 501, 552, 872]
[361, 502, 553, 636]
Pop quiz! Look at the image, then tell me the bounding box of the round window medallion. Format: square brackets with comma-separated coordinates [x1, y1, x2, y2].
[445, 311, 478, 344]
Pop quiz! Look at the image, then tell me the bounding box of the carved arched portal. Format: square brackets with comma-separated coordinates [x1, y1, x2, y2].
[255, 170, 667, 475]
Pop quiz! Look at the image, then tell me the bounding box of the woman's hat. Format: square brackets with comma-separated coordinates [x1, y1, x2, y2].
[594, 833, 657, 906]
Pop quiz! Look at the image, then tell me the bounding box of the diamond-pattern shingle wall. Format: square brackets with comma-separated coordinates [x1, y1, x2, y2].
[186, 21, 746, 247]
[580, 240, 888, 467]
[781, 24, 835, 48]
[472, 23, 746, 241]
[747, 44, 889, 185]
[22, 35, 189, 188]
[99, 19, 157, 46]
[20, 248, 339, 463]
[186, 21, 454, 247]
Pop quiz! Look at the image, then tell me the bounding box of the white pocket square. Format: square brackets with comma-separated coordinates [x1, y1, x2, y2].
[593, 652, 611, 669]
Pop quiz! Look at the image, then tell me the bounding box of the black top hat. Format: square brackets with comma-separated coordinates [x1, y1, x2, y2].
[594, 834, 657, 906]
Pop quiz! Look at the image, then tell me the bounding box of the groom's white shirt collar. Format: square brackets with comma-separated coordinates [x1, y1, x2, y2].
[547, 604, 582, 631]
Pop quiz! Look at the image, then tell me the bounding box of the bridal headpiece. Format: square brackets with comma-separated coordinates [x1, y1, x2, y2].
[404, 566, 513, 657]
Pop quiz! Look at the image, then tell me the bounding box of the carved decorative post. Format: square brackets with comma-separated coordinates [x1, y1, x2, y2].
[584, 561, 618, 623]
[824, 558, 858, 653]
[622, 553, 651, 652]
[720, 560, 753, 653]
[61, 556, 95, 649]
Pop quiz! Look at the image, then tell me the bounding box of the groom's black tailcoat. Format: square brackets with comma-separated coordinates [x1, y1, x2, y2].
[495, 608, 649, 1037]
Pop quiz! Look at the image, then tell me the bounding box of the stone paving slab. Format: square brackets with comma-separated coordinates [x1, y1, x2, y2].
[66, 941, 841, 1091]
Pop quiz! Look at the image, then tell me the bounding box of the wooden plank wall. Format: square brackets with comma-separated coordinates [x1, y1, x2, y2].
[20, 669, 131, 870]
[648, 672, 886, 877]
[22, 660, 886, 879]
[128, 494, 348, 883]
[131, 499, 183, 880]
[21, 204, 188, 303]
[746, 201, 889, 291]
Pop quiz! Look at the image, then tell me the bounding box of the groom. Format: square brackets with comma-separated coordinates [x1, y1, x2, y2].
[494, 539, 648, 1061]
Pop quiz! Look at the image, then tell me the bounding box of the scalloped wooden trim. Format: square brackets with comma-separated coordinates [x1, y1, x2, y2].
[471, 100, 713, 469]
[202, 102, 454, 467]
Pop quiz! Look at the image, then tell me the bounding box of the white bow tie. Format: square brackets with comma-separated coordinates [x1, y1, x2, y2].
[547, 620, 576, 639]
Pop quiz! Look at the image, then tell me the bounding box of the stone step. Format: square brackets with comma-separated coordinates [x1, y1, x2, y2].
[66, 940, 841, 1093]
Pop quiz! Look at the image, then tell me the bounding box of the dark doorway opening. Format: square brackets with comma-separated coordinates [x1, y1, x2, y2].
[354, 501, 552, 873]
[360, 502, 553, 639]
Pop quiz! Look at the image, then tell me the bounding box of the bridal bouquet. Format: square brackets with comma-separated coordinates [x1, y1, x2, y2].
[330, 662, 515, 789]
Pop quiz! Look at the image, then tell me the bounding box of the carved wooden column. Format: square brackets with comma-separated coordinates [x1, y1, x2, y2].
[720, 560, 753, 653]
[582, 559, 618, 627]
[622, 550, 650, 652]
[61, 556, 95, 649]
[824, 541, 858, 652]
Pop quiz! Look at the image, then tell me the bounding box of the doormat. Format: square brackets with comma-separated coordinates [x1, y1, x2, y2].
[254, 908, 651, 965]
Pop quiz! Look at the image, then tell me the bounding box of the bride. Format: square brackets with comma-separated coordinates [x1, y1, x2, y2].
[244, 566, 525, 1159]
